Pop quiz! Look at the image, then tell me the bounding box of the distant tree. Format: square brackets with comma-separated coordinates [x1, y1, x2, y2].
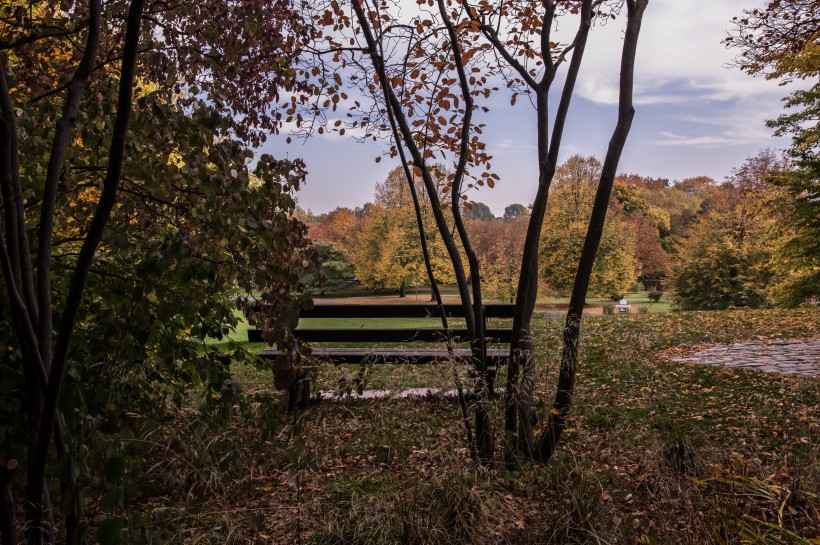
[670, 209, 775, 310]
[671, 152, 785, 310]
[351, 205, 422, 296]
[503, 203, 529, 220]
[471, 217, 527, 302]
[303, 243, 355, 295]
[310, 207, 361, 251]
[541, 157, 639, 297]
[724, 148, 788, 194]
[541, 214, 638, 297]
[631, 216, 671, 289]
[675, 176, 718, 197]
[466, 201, 496, 221]
[350, 169, 458, 297]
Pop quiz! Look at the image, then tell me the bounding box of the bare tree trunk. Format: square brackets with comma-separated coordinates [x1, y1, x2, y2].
[501, 0, 594, 460]
[536, 0, 647, 463]
[352, 0, 492, 462]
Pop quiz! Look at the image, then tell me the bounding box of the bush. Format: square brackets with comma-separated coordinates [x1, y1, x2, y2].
[610, 294, 624, 302]
[648, 291, 663, 303]
[602, 303, 615, 315]
[637, 305, 649, 314]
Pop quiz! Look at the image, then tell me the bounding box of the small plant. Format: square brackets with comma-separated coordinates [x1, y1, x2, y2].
[637, 305, 649, 314]
[610, 293, 625, 302]
[648, 291, 664, 303]
[602, 303, 615, 315]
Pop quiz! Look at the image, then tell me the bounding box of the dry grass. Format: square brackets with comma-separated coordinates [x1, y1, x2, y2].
[116, 308, 818, 544]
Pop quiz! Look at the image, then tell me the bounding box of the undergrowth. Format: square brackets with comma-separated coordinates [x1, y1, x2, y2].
[111, 309, 817, 543]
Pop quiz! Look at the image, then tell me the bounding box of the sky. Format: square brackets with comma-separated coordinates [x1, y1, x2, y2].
[259, 0, 805, 217]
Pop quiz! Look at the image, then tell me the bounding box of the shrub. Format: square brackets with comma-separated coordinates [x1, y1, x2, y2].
[637, 305, 649, 314]
[602, 303, 615, 315]
[648, 291, 663, 303]
[610, 294, 624, 302]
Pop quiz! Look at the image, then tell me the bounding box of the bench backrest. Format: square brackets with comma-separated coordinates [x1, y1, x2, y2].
[247, 303, 515, 344]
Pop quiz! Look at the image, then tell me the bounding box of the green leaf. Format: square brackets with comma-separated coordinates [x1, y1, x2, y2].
[105, 456, 125, 482]
[99, 487, 119, 512]
[97, 517, 123, 545]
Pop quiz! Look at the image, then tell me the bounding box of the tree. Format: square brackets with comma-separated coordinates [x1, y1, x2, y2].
[470, 216, 527, 303]
[350, 203, 426, 296]
[670, 152, 784, 310]
[612, 176, 672, 287]
[670, 209, 775, 310]
[302, 242, 355, 295]
[466, 201, 495, 220]
[309, 207, 361, 252]
[726, 0, 819, 82]
[314, 0, 649, 463]
[540, 163, 639, 297]
[350, 169, 458, 296]
[503, 203, 528, 220]
[631, 215, 670, 290]
[0, 1, 313, 542]
[728, 0, 819, 305]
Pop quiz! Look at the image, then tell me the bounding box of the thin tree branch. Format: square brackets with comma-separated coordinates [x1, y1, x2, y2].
[537, 0, 647, 463]
[37, 0, 102, 372]
[463, 0, 538, 90]
[27, 1, 145, 542]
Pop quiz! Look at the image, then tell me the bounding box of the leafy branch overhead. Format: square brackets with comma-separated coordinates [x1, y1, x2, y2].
[0, 1, 318, 543]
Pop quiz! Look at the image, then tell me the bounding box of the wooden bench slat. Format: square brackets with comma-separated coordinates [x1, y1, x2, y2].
[246, 302, 516, 319]
[247, 327, 513, 344]
[258, 347, 510, 365]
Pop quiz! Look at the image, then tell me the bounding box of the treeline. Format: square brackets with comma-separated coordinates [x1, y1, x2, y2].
[303, 150, 817, 309]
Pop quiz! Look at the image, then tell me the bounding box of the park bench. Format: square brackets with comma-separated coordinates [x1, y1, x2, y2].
[247, 303, 515, 408]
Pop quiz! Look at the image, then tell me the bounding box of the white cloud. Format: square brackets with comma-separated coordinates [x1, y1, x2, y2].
[654, 132, 740, 147]
[654, 123, 772, 148]
[569, 1, 808, 108]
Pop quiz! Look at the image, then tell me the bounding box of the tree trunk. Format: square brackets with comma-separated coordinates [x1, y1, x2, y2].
[505, 0, 594, 461]
[536, 0, 647, 463]
[351, 0, 491, 461]
[0, 460, 18, 545]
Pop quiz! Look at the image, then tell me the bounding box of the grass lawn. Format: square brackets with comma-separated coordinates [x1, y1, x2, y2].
[130, 307, 819, 544]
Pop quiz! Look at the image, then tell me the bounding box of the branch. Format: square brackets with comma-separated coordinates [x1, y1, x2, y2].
[27, 0, 146, 538]
[0, 49, 40, 359]
[0, 22, 87, 51]
[463, 0, 538, 90]
[37, 0, 102, 369]
[537, 0, 648, 463]
[546, 0, 593, 167]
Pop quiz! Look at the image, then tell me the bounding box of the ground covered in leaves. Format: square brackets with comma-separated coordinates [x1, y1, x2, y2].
[126, 309, 818, 544]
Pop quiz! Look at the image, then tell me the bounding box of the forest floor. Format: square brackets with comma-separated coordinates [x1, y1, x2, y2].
[128, 308, 819, 544]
